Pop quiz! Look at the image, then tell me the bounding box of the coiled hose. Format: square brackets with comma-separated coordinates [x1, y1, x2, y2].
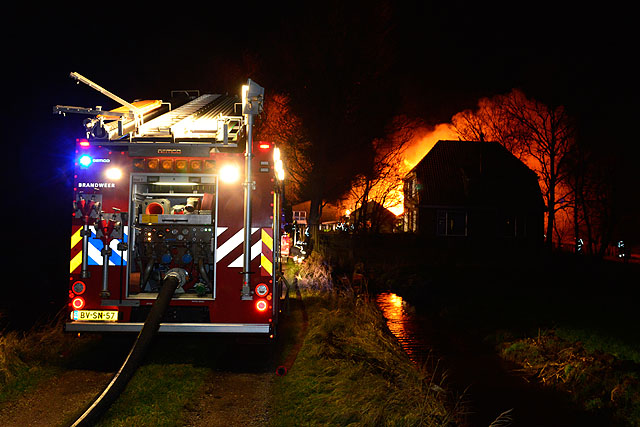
[70, 268, 187, 427]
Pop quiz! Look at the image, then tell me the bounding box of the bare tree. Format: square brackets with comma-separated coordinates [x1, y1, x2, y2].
[256, 93, 312, 201]
[502, 90, 576, 251]
[349, 116, 418, 232]
[452, 89, 576, 251]
[254, 3, 399, 250]
[452, 96, 529, 159]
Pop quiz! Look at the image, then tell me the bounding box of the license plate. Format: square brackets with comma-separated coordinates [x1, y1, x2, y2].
[73, 310, 118, 322]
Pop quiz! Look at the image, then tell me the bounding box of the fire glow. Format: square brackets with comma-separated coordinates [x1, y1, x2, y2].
[348, 123, 457, 217]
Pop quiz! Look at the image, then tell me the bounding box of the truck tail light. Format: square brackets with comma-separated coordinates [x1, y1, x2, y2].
[71, 297, 85, 310]
[72, 281, 86, 295]
[255, 283, 269, 297]
[256, 300, 268, 312]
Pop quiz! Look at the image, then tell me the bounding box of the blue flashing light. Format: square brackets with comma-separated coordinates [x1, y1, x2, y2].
[79, 155, 93, 167]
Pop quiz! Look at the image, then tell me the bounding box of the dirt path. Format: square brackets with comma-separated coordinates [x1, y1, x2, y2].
[0, 369, 113, 427]
[0, 368, 276, 427]
[182, 371, 274, 427]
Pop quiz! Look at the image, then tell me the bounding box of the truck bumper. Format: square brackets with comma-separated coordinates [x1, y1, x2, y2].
[65, 322, 271, 334]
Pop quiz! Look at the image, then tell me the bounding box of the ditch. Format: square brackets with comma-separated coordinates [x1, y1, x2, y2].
[375, 292, 613, 426]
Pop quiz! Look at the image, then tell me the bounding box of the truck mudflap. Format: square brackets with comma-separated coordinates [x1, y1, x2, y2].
[65, 322, 271, 334]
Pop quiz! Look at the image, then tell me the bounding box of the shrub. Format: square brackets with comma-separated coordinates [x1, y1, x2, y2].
[295, 253, 334, 292]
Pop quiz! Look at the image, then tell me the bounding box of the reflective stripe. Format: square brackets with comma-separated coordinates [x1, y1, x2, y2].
[261, 228, 273, 250]
[70, 228, 82, 249]
[70, 251, 82, 274]
[228, 239, 261, 268]
[216, 227, 274, 274]
[69, 226, 128, 271]
[260, 228, 273, 276]
[261, 253, 273, 276]
[87, 226, 128, 266]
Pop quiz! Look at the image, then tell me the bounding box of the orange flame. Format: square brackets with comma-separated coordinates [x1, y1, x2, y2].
[401, 123, 458, 173]
[345, 123, 458, 218]
[387, 123, 457, 215]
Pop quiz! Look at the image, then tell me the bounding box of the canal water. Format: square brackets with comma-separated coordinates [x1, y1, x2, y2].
[375, 292, 605, 427]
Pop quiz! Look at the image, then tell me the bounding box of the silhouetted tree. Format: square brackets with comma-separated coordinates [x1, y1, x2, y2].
[452, 89, 576, 251]
[349, 116, 419, 232]
[254, 3, 400, 249]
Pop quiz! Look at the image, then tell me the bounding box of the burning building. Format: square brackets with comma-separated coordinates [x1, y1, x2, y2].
[403, 140, 544, 251]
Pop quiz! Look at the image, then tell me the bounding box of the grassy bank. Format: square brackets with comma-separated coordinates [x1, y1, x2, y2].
[499, 330, 640, 425]
[272, 292, 459, 426]
[0, 313, 99, 405]
[348, 243, 640, 426]
[272, 255, 461, 426]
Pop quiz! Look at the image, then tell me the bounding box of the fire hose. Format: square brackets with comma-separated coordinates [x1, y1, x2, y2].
[70, 268, 188, 427]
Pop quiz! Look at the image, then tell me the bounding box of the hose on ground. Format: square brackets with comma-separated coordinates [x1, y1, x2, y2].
[70, 268, 186, 427]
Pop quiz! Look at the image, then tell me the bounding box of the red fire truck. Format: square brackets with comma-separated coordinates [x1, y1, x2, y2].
[56, 73, 285, 336]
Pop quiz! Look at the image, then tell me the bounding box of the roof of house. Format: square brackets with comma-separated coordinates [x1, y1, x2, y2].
[406, 140, 544, 209]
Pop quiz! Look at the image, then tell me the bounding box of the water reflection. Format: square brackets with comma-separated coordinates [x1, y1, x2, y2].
[375, 292, 431, 365]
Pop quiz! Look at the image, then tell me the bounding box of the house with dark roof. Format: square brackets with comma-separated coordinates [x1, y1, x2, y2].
[403, 140, 544, 250]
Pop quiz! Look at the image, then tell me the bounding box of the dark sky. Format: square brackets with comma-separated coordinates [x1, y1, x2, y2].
[6, 2, 638, 212]
[9, 2, 636, 133]
[3, 2, 638, 302]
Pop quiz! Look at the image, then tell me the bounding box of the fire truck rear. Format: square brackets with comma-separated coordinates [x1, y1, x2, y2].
[57, 74, 285, 336]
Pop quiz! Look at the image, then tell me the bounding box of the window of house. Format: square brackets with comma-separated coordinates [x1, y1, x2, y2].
[293, 211, 307, 223]
[436, 210, 467, 236]
[404, 209, 417, 233]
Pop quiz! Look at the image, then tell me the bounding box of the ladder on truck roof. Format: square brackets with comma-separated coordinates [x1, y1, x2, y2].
[53, 72, 245, 146]
[134, 94, 244, 145]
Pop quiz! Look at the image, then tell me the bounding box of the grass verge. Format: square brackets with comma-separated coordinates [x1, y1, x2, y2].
[0, 313, 99, 405]
[361, 249, 640, 426]
[499, 330, 640, 426]
[273, 256, 461, 426]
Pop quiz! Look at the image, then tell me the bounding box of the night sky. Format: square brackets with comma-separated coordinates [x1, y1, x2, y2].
[4, 3, 638, 316]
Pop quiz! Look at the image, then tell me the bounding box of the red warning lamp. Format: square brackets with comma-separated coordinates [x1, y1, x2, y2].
[71, 296, 85, 310]
[255, 283, 269, 297]
[77, 139, 90, 148]
[258, 142, 271, 150]
[256, 300, 268, 312]
[71, 280, 86, 295]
